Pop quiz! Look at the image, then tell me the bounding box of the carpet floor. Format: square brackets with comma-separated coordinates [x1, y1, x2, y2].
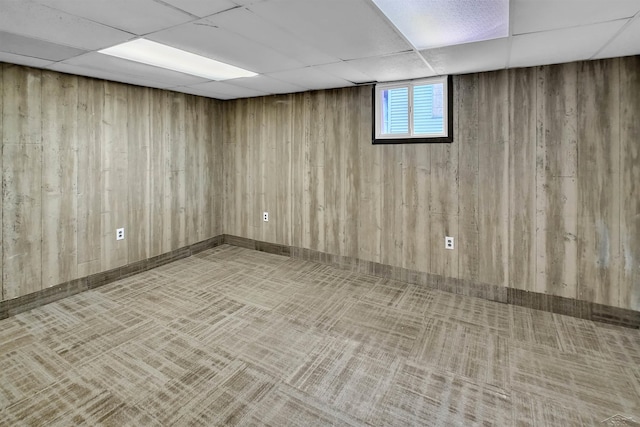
[0, 244, 639, 426]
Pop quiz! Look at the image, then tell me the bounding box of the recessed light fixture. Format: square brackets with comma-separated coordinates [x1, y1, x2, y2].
[98, 38, 257, 81]
[371, 0, 509, 50]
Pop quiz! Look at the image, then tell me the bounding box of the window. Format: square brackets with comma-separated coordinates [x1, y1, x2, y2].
[373, 76, 452, 144]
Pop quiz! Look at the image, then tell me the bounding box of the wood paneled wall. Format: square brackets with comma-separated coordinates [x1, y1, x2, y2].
[1, 63, 224, 301]
[223, 56, 640, 311]
[2, 57, 638, 311]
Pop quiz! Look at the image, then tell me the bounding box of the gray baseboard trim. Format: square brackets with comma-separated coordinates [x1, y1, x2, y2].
[223, 234, 640, 329]
[0, 235, 225, 320]
[2, 233, 638, 329]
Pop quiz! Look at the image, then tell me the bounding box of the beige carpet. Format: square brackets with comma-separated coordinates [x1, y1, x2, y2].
[0, 244, 639, 426]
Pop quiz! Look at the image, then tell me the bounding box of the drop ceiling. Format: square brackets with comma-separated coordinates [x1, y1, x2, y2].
[0, 0, 639, 100]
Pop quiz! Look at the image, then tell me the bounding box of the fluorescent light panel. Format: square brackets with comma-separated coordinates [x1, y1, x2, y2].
[98, 38, 257, 81]
[371, 0, 509, 50]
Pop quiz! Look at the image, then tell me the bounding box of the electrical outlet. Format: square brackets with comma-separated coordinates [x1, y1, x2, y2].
[445, 236, 454, 250]
[116, 228, 125, 241]
[263, 212, 269, 222]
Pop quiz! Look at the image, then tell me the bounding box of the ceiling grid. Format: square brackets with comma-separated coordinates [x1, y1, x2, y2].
[0, 0, 638, 99]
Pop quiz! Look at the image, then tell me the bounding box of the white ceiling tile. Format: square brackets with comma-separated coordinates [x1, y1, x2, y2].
[0, 0, 134, 50]
[33, 0, 194, 35]
[2, 0, 636, 97]
[248, 0, 412, 60]
[0, 52, 54, 68]
[58, 52, 211, 86]
[224, 75, 306, 95]
[47, 62, 173, 89]
[0, 31, 86, 61]
[265, 67, 353, 91]
[595, 17, 640, 59]
[148, 21, 303, 73]
[314, 61, 376, 84]
[158, 0, 237, 18]
[420, 38, 510, 75]
[512, 0, 640, 35]
[204, 7, 338, 66]
[346, 52, 435, 82]
[184, 81, 269, 98]
[509, 20, 628, 68]
[372, 0, 509, 49]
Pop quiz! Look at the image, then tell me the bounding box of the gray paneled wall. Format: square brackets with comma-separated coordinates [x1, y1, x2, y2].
[1, 57, 638, 312]
[223, 56, 640, 311]
[1, 63, 224, 301]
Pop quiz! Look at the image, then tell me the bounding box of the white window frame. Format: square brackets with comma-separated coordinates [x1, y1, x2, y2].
[374, 76, 450, 142]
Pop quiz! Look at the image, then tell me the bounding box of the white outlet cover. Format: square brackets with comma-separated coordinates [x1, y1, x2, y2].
[445, 236, 454, 250]
[263, 212, 269, 222]
[116, 227, 125, 240]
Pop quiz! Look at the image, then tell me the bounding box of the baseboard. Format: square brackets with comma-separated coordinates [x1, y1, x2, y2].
[0, 235, 225, 320]
[2, 233, 638, 329]
[224, 234, 640, 329]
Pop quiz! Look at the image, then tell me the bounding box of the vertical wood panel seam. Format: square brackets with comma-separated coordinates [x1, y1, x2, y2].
[290, 94, 295, 246]
[456, 77, 461, 281]
[535, 66, 540, 296]
[575, 65, 581, 300]
[0, 64, 2, 301]
[76, 78, 79, 280]
[377, 115, 382, 265]
[0, 64, 3, 301]
[450, 76, 462, 278]
[617, 60, 623, 307]
[507, 70, 511, 291]
[39, 69, 44, 293]
[476, 75, 480, 279]
[508, 69, 512, 291]
[533, 66, 539, 296]
[75, 77, 82, 274]
[0, 64, 2, 300]
[127, 86, 132, 264]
